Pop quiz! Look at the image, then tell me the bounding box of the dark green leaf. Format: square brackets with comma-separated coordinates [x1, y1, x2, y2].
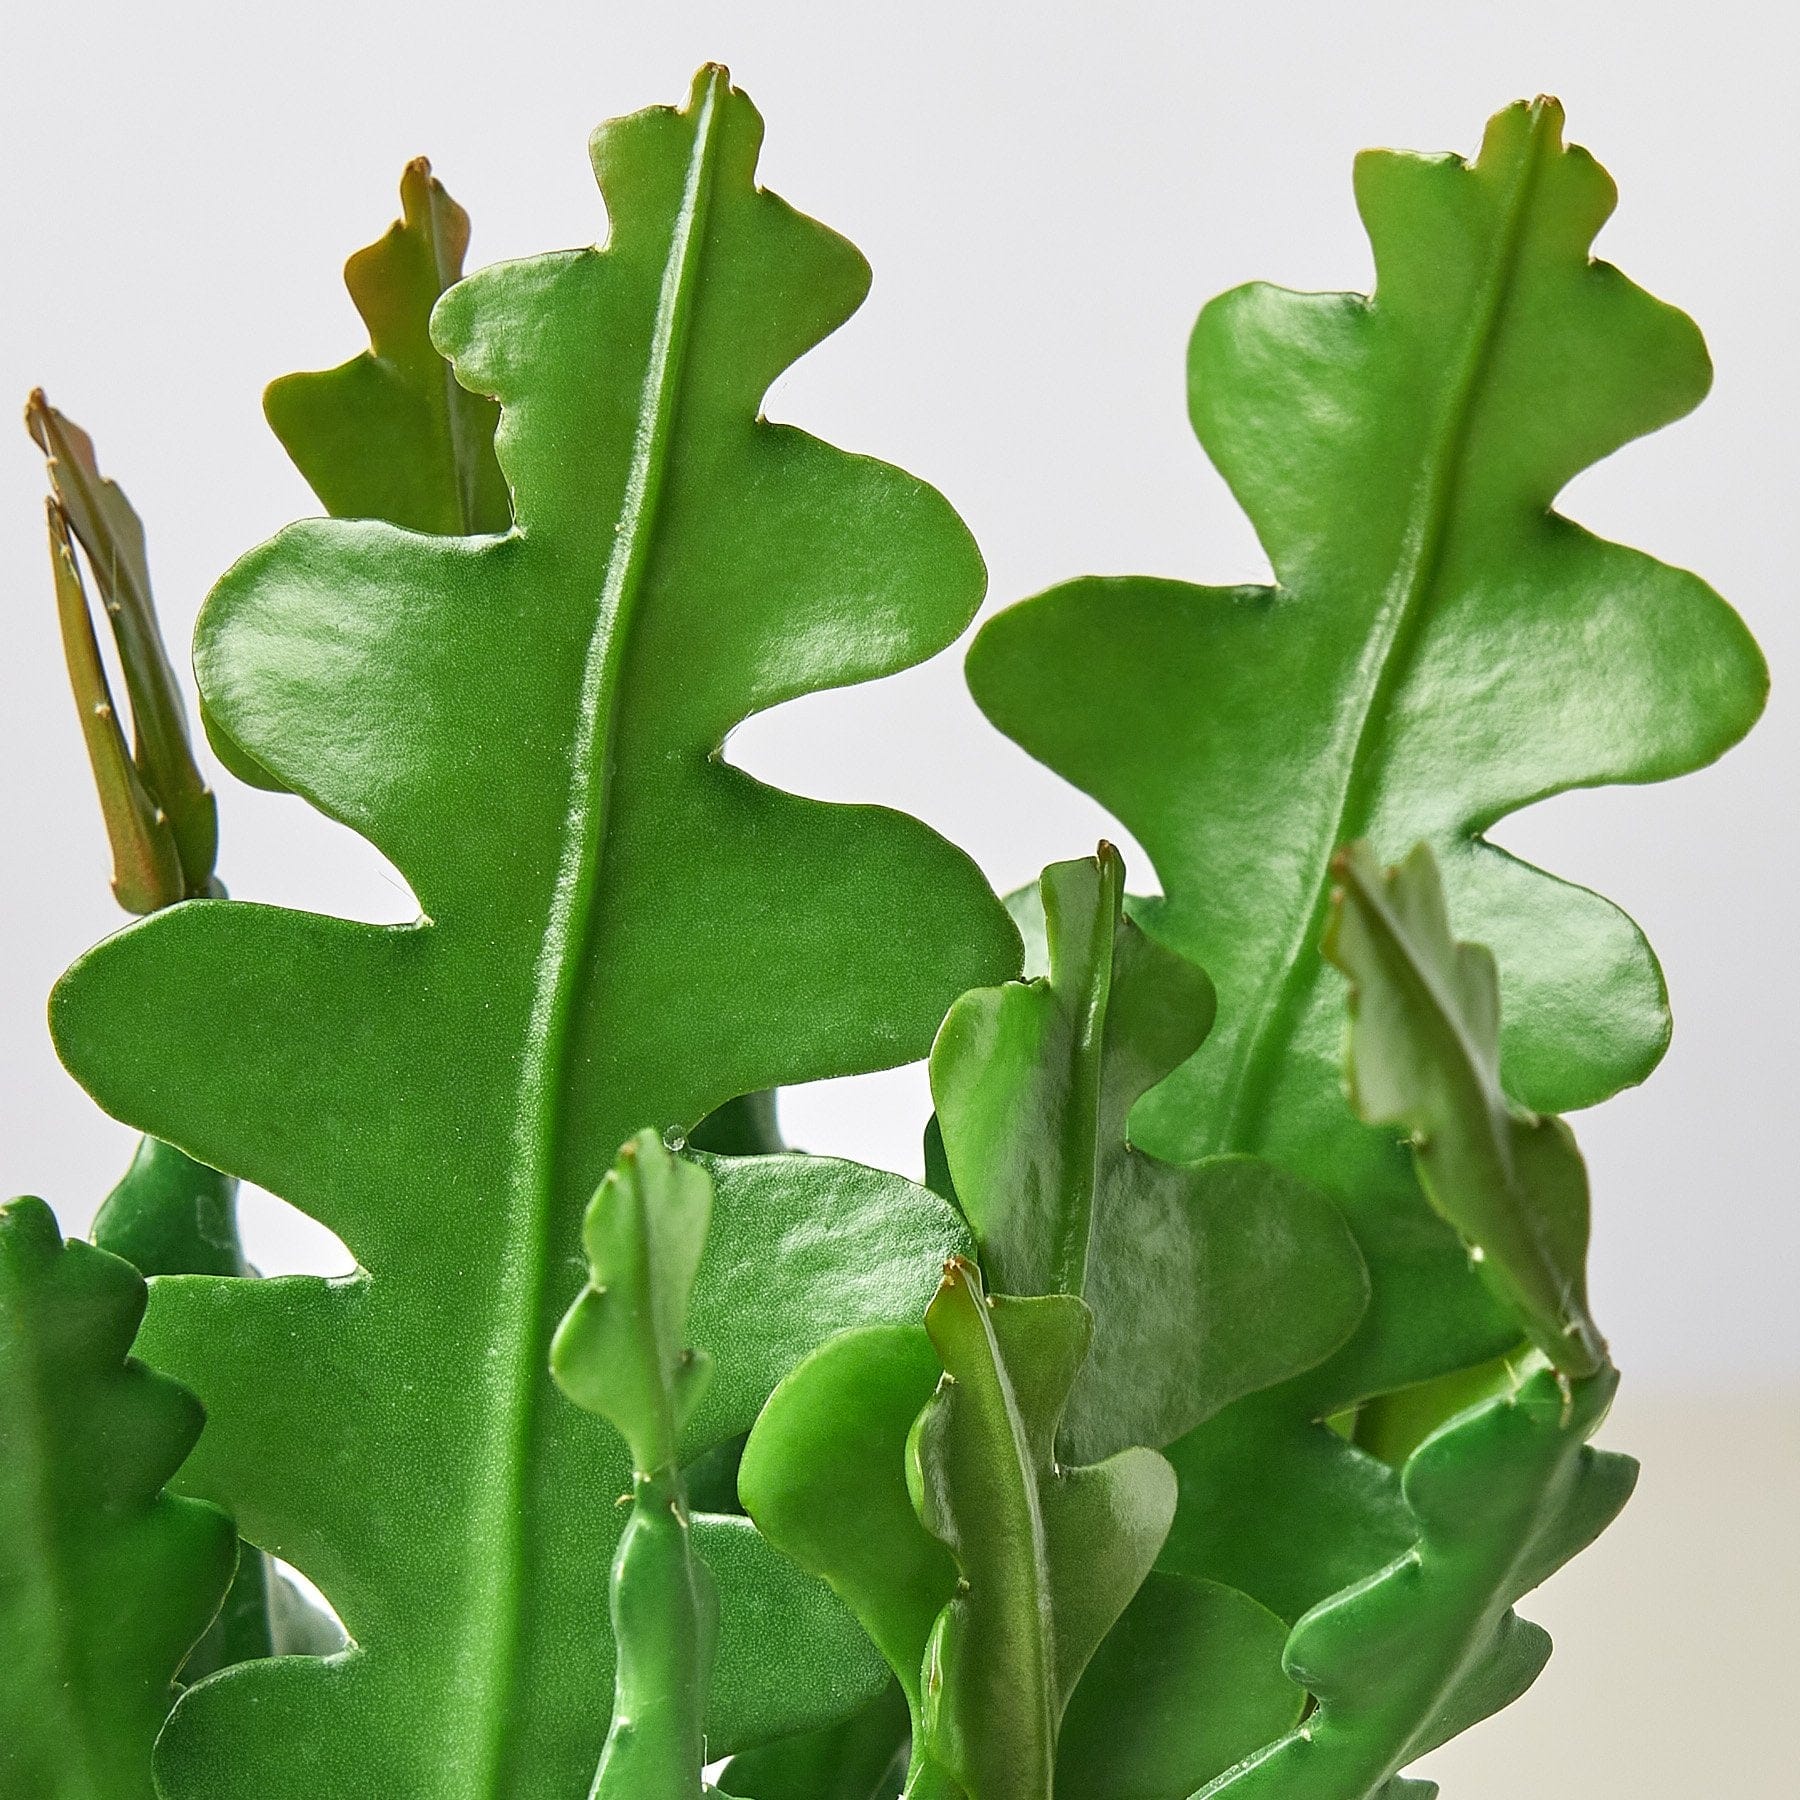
[1195, 1367, 1634, 1799]
[932, 848, 1367, 1460]
[908, 1259, 1176, 1800]
[1054, 1573, 1299, 1800]
[717, 1683, 908, 1800]
[0, 1197, 235, 1799]
[1324, 842, 1604, 1377]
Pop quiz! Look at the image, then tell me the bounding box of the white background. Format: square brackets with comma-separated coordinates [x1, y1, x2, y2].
[2, 5, 1794, 1792]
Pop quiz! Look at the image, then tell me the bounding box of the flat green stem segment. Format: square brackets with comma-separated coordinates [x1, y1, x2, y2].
[932, 848, 1367, 1460]
[52, 66, 1013, 1800]
[1325, 843, 1605, 1377]
[265, 157, 509, 537]
[968, 97, 1765, 1406]
[553, 1135, 717, 1799]
[907, 1260, 1176, 1800]
[92, 1137, 249, 1280]
[716, 1682, 909, 1800]
[1195, 1367, 1634, 1800]
[0, 1197, 235, 1800]
[28, 393, 216, 901]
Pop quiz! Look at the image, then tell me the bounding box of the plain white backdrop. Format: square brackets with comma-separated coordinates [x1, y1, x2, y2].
[2, 6, 1795, 1789]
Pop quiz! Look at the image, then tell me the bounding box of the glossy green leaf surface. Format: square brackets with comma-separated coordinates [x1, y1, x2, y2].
[969, 97, 1764, 1400]
[50, 65, 1012, 1799]
[1325, 843, 1604, 1377]
[970, 97, 1762, 1629]
[932, 848, 1367, 1461]
[552, 1133, 716, 1800]
[1056, 1572, 1298, 1800]
[0, 1197, 235, 1800]
[91, 1137, 248, 1281]
[1195, 1367, 1634, 1800]
[265, 157, 508, 537]
[908, 1260, 1177, 1800]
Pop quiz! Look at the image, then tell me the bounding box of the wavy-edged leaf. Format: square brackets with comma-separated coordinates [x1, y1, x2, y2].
[1055, 1572, 1299, 1800]
[968, 97, 1763, 1393]
[551, 1133, 717, 1798]
[908, 1260, 1177, 1800]
[0, 1196, 235, 1799]
[50, 66, 1014, 1798]
[1325, 842, 1604, 1376]
[969, 95, 1760, 1617]
[1195, 1367, 1634, 1800]
[932, 848, 1367, 1461]
[265, 157, 508, 537]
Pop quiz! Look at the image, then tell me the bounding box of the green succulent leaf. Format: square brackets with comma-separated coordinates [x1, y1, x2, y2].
[740, 1325, 955, 1734]
[969, 95, 1761, 1617]
[50, 64, 1013, 1799]
[1055, 1572, 1300, 1800]
[716, 1681, 909, 1800]
[1195, 1366, 1634, 1800]
[551, 1132, 715, 1800]
[0, 1196, 236, 1800]
[265, 156, 509, 538]
[1324, 842, 1604, 1378]
[932, 847, 1367, 1461]
[91, 1137, 249, 1282]
[28, 393, 218, 901]
[908, 1259, 1177, 1800]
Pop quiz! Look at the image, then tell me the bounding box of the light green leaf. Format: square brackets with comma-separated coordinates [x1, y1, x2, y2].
[552, 1133, 717, 1800]
[1324, 842, 1604, 1377]
[932, 848, 1367, 1461]
[968, 94, 1761, 1611]
[0, 1196, 235, 1800]
[50, 65, 1014, 1798]
[1195, 1366, 1634, 1800]
[265, 156, 509, 537]
[908, 1260, 1177, 1800]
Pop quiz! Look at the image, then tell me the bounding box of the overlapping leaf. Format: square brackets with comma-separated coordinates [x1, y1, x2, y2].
[551, 1133, 716, 1799]
[969, 97, 1762, 1610]
[51, 66, 1014, 1799]
[0, 1197, 235, 1799]
[265, 156, 508, 537]
[1325, 843, 1605, 1377]
[931, 847, 1367, 1461]
[1196, 1367, 1633, 1800]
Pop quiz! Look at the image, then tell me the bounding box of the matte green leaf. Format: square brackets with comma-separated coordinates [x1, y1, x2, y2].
[552, 1133, 716, 1799]
[265, 156, 508, 537]
[1156, 1388, 1411, 1626]
[1324, 842, 1604, 1377]
[908, 1260, 1177, 1800]
[91, 1137, 248, 1282]
[1055, 1572, 1300, 1800]
[28, 393, 217, 899]
[967, 97, 1764, 1399]
[968, 95, 1760, 1622]
[932, 848, 1367, 1461]
[50, 68, 1013, 1796]
[0, 1196, 235, 1800]
[717, 1684, 909, 1800]
[1195, 1366, 1634, 1800]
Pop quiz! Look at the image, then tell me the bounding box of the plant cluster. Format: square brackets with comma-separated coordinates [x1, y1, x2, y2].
[3, 66, 1765, 1800]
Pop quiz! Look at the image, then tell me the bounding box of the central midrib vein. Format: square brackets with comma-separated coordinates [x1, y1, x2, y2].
[1210, 105, 1556, 1163]
[465, 71, 727, 1798]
